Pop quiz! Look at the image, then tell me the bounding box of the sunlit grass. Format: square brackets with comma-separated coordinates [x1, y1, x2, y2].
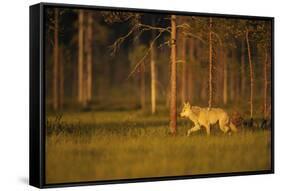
[46, 110, 271, 184]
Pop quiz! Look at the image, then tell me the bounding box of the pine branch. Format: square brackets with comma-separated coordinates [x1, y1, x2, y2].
[109, 24, 139, 55]
[127, 31, 163, 79]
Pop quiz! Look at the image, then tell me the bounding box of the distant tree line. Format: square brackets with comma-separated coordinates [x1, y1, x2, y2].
[45, 8, 272, 134]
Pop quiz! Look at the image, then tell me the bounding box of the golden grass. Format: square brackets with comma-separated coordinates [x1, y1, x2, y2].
[46, 111, 271, 184]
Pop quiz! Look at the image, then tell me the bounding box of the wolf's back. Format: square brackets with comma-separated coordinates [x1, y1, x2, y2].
[191, 106, 202, 116]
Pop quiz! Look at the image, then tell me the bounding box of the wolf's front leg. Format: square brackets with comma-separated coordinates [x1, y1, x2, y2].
[205, 124, 210, 136]
[187, 123, 201, 136]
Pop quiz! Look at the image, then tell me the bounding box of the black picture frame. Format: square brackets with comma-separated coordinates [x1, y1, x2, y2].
[30, 2, 274, 189]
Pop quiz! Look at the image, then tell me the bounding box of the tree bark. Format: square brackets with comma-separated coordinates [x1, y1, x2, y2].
[218, 46, 224, 103]
[140, 61, 146, 111]
[235, 50, 240, 102]
[59, 46, 64, 109]
[150, 42, 157, 114]
[241, 40, 245, 98]
[78, 10, 84, 105]
[208, 18, 213, 109]
[181, 30, 186, 104]
[169, 15, 177, 134]
[230, 49, 235, 102]
[187, 38, 194, 102]
[223, 50, 228, 105]
[263, 50, 268, 119]
[246, 28, 254, 118]
[133, 17, 146, 111]
[86, 12, 93, 104]
[198, 42, 207, 102]
[53, 8, 59, 111]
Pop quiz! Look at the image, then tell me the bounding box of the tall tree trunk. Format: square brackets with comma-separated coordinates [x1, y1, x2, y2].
[170, 15, 177, 134]
[241, 40, 245, 98]
[230, 50, 235, 102]
[235, 50, 240, 102]
[219, 46, 224, 103]
[223, 50, 228, 105]
[53, 8, 59, 111]
[181, 30, 186, 104]
[246, 28, 254, 118]
[133, 17, 146, 111]
[83, 50, 87, 107]
[78, 10, 84, 105]
[187, 38, 194, 102]
[59, 46, 64, 109]
[86, 12, 93, 104]
[198, 42, 207, 102]
[72, 55, 77, 102]
[150, 42, 157, 114]
[140, 62, 146, 111]
[263, 50, 268, 119]
[208, 18, 213, 108]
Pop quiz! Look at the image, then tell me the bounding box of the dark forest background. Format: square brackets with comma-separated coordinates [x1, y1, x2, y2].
[45, 7, 272, 133]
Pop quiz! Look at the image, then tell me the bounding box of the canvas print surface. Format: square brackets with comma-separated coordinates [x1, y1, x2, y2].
[44, 6, 272, 184]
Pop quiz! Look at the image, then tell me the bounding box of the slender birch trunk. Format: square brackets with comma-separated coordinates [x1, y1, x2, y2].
[170, 15, 177, 134]
[86, 12, 93, 103]
[140, 62, 146, 111]
[246, 28, 254, 118]
[133, 18, 146, 111]
[150, 42, 157, 114]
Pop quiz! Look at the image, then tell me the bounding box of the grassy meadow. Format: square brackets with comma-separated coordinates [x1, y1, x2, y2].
[43, 7, 273, 185]
[46, 108, 271, 184]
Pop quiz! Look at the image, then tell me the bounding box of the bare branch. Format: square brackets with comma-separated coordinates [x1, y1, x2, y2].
[110, 22, 171, 55]
[211, 31, 223, 46]
[183, 32, 206, 44]
[176, 23, 190, 31]
[138, 23, 171, 33]
[176, 23, 206, 44]
[157, 40, 170, 49]
[127, 31, 163, 79]
[109, 24, 139, 55]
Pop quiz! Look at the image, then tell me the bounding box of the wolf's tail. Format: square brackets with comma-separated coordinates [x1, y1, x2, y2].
[229, 122, 238, 132]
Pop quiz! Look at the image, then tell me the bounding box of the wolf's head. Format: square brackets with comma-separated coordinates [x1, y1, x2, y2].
[180, 102, 192, 118]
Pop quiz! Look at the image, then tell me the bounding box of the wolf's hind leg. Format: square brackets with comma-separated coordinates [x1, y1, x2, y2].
[229, 122, 238, 132]
[187, 123, 201, 136]
[219, 120, 229, 133]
